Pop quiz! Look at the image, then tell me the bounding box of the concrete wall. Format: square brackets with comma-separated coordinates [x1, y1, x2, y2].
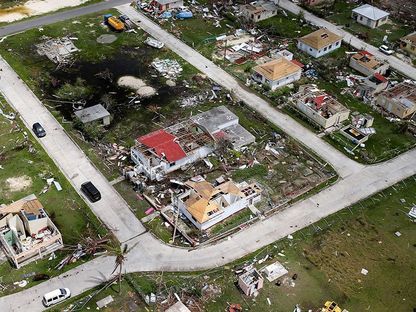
[349, 57, 389, 77]
[292, 102, 349, 129]
[297, 40, 341, 58]
[241, 8, 277, 23]
[177, 190, 261, 231]
[351, 13, 388, 29]
[376, 96, 416, 118]
[253, 70, 301, 90]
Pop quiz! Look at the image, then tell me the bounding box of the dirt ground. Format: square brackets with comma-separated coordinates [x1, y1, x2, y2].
[4, 175, 32, 192]
[377, 0, 416, 26]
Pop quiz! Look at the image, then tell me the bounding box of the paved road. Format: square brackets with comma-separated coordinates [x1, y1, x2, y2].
[0, 0, 131, 37]
[1, 147, 416, 311]
[277, 0, 416, 80]
[118, 5, 362, 178]
[1, 4, 416, 312]
[0, 57, 146, 243]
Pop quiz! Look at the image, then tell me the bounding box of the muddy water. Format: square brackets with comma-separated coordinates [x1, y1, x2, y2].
[46, 50, 187, 127]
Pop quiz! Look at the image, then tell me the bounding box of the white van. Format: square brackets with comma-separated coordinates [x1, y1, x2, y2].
[42, 288, 71, 307]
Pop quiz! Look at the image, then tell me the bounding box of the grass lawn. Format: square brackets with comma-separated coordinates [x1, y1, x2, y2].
[0, 97, 106, 295]
[311, 0, 410, 47]
[53, 175, 416, 312]
[318, 80, 416, 163]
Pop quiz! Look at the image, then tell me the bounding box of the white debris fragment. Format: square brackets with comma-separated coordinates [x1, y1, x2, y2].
[361, 268, 368, 275]
[394, 231, 402, 237]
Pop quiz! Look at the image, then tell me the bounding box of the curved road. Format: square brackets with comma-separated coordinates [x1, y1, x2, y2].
[0, 3, 415, 312]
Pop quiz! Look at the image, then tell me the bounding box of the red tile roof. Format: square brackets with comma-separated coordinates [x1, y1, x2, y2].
[314, 95, 327, 108]
[374, 72, 388, 83]
[138, 129, 187, 162]
[359, 50, 373, 56]
[291, 59, 304, 68]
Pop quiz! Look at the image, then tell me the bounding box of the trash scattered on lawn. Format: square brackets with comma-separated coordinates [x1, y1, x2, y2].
[145, 37, 164, 49]
[14, 280, 28, 288]
[96, 295, 114, 309]
[394, 231, 402, 237]
[408, 206, 416, 219]
[151, 58, 183, 79]
[361, 268, 368, 275]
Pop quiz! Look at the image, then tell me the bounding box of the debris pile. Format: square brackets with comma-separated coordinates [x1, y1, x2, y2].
[36, 36, 79, 66]
[144, 37, 164, 49]
[151, 58, 183, 79]
[96, 142, 130, 169]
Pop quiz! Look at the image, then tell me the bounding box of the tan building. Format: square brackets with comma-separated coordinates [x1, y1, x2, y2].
[349, 51, 389, 77]
[175, 177, 262, 230]
[0, 194, 63, 268]
[376, 82, 416, 119]
[252, 57, 302, 90]
[400, 32, 416, 56]
[238, 268, 264, 296]
[290, 84, 350, 129]
[240, 1, 278, 23]
[297, 28, 343, 58]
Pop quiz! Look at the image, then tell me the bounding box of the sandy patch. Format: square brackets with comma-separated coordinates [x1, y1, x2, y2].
[5, 175, 32, 192]
[117, 76, 157, 98]
[0, 0, 88, 23]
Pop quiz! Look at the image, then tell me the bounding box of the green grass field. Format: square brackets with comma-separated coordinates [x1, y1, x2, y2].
[0, 97, 106, 295]
[54, 176, 416, 312]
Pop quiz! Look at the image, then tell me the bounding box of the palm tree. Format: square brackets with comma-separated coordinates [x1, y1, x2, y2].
[110, 244, 128, 293]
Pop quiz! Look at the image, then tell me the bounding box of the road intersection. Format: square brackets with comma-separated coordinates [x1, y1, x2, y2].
[0, 2, 415, 311]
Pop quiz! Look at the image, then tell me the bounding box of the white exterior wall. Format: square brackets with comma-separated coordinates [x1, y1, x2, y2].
[269, 70, 302, 90]
[349, 57, 389, 76]
[293, 102, 349, 129]
[131, 145, 214, 180]
[352, 13, 388, 29]
[177, 192, 261, 231]
[297, 40, 341, 58]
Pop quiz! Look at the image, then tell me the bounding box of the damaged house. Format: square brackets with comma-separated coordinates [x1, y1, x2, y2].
[376, 82, 416, 119]
[349, 51, 389, 77]
[175, 176, 262, 230]
[238, 267, 264, 297]
[131, 106, 255, 181]
[290, 84, 350, 129]
[0, 194, 63, 268]
[240, 1, 278, 23]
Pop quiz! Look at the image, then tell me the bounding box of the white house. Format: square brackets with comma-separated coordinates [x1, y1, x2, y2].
[252, 57, 302, 90]
[175, 177, 262, 230]
[131, 106, 255, 181]
[349, 50, 389, 77]
[150, 0, 183, 12]
[351, 4, 389, 29]
[297, 28, 342, 58]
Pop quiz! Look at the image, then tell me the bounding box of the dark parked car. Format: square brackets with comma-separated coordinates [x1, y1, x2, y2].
[32, 122, 46, 138]
[81, 181, 101, 202]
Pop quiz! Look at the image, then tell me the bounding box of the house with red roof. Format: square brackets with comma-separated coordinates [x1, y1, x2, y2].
[131, 106, 255, 181]
[290, 84, 350, 129]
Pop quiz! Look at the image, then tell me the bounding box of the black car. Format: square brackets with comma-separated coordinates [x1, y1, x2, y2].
[81, 181, 101, 202]
[32, 122, 46, 138]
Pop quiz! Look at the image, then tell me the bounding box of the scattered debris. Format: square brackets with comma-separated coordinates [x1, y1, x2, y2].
[151, 58, 183, 79]
[360, 268, 368, 276]
[36, 36, 78, 67]
[145, 37, 164, 49]
[96, 295, 114, 308]
[394, 231, 402, 237]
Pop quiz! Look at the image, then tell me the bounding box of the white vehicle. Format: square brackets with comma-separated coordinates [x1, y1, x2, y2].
[42, 288, 71, 307]
[379, 45, 394, 55]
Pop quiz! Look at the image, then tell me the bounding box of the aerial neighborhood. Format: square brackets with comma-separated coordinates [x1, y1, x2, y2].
[0, 0, 415, 311]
